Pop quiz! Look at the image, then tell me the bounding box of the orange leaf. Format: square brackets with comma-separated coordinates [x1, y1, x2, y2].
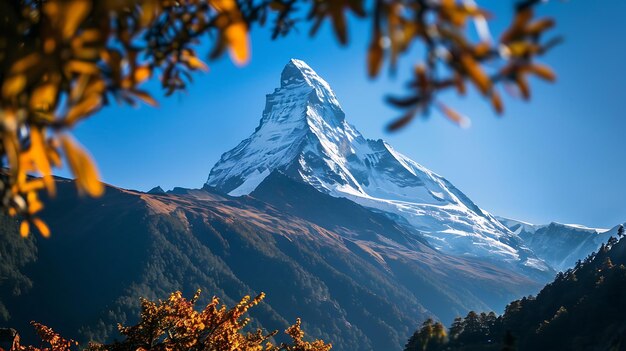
[473, 42, 491, 58]
[30, 128, 56, 196]
[20, 221, 30, 238]
[367, 36, 383, 78]
[491, 91, 504, 114]
[528, 64, 556, 82]
[28, 199, 44, 214]
[30, 83, 59, 111]
[66, 60, 100, 75]
[516, 74, 531, 100]
[441, 0, 454, 9]
[66, 94, 102, 125]
[186, 56, 209, 72]
[454, 73, 466, 95]
[44, 0, 92, 40]
[134, 66, 152, 83]
[33, 218, 51, 238]
[525, 18, 555, 36]
[269, 1, 286, 11]
[438, 102, 470, 128]
[60, 135, 104, 197]
[460, 54, 491, 95]
[331, 11, 348, 45]
[2, 75, 27, 98]
[225, 22, 250, 66]
[133, 90, 159, 107]
[210, 0, 250, 65]
[501, 8, 533, 43]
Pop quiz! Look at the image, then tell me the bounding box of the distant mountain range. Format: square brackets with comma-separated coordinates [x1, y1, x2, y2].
[1, 60, 623, 351]
[497, 217, 622, 272]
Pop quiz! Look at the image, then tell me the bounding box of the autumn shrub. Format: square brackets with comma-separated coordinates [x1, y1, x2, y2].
[9, 290, 331, 351]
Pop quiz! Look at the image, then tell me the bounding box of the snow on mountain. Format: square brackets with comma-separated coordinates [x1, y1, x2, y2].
[497, 216, 621, 272]
[206, 59, 547, 270]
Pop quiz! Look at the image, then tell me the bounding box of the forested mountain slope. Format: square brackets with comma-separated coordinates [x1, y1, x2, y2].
[0, 179, 541, 351]
[406, 232, 626, 351]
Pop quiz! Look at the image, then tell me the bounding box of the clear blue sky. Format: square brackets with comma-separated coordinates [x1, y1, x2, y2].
[66, 1, 626, 228]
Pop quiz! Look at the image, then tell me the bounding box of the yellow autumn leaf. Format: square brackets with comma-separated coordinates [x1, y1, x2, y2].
[79, 29, 101, 43]
[28, 198, 44, 215]
[20, 179, 46, 194]
[29, 128, 56, 196]
[210, 0, 250, 65]
[2, 75, 27, 98]
[60, 135, 104, 197]
[186, 56, 209, 72]
[20, 221, 30, 238]
[460, 54, 491, 95]
[134, 66, 153, 83]
[140, 0, 161, 26]
[66, 94, 102, 125]
[440, 0, 455, 9]
[44, 0, 92, 40]
[225, 22, 250, 66]
[9, 53, 41, 74]
[30, 83, 59, 111]
[473, 42, 491, 58]
[66, 60, 100, 75]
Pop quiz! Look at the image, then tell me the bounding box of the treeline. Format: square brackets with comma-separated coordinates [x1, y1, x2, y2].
[405, 225, 626, 351]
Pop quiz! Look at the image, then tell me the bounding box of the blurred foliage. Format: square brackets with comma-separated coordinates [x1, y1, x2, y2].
[404, 234, 626, 350]
[0, 0, 558, 235]
[0, 0, 249, 236]
[8, 290, 331, 351]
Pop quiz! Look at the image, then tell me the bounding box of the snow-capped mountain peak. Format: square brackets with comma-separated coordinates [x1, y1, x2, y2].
[206, 59, 547, 271]
[280, 58, 342, 109]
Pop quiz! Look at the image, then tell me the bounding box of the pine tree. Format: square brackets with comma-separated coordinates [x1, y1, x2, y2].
[618, 225, 624, 238]
[404, 330, 421, 351]
[449, 317, 464, 340]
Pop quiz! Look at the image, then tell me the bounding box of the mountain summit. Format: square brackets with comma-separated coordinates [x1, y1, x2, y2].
[206, 59, 546, 270]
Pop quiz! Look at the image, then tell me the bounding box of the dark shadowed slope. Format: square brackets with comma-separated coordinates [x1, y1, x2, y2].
[1, 178, 542, 351]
